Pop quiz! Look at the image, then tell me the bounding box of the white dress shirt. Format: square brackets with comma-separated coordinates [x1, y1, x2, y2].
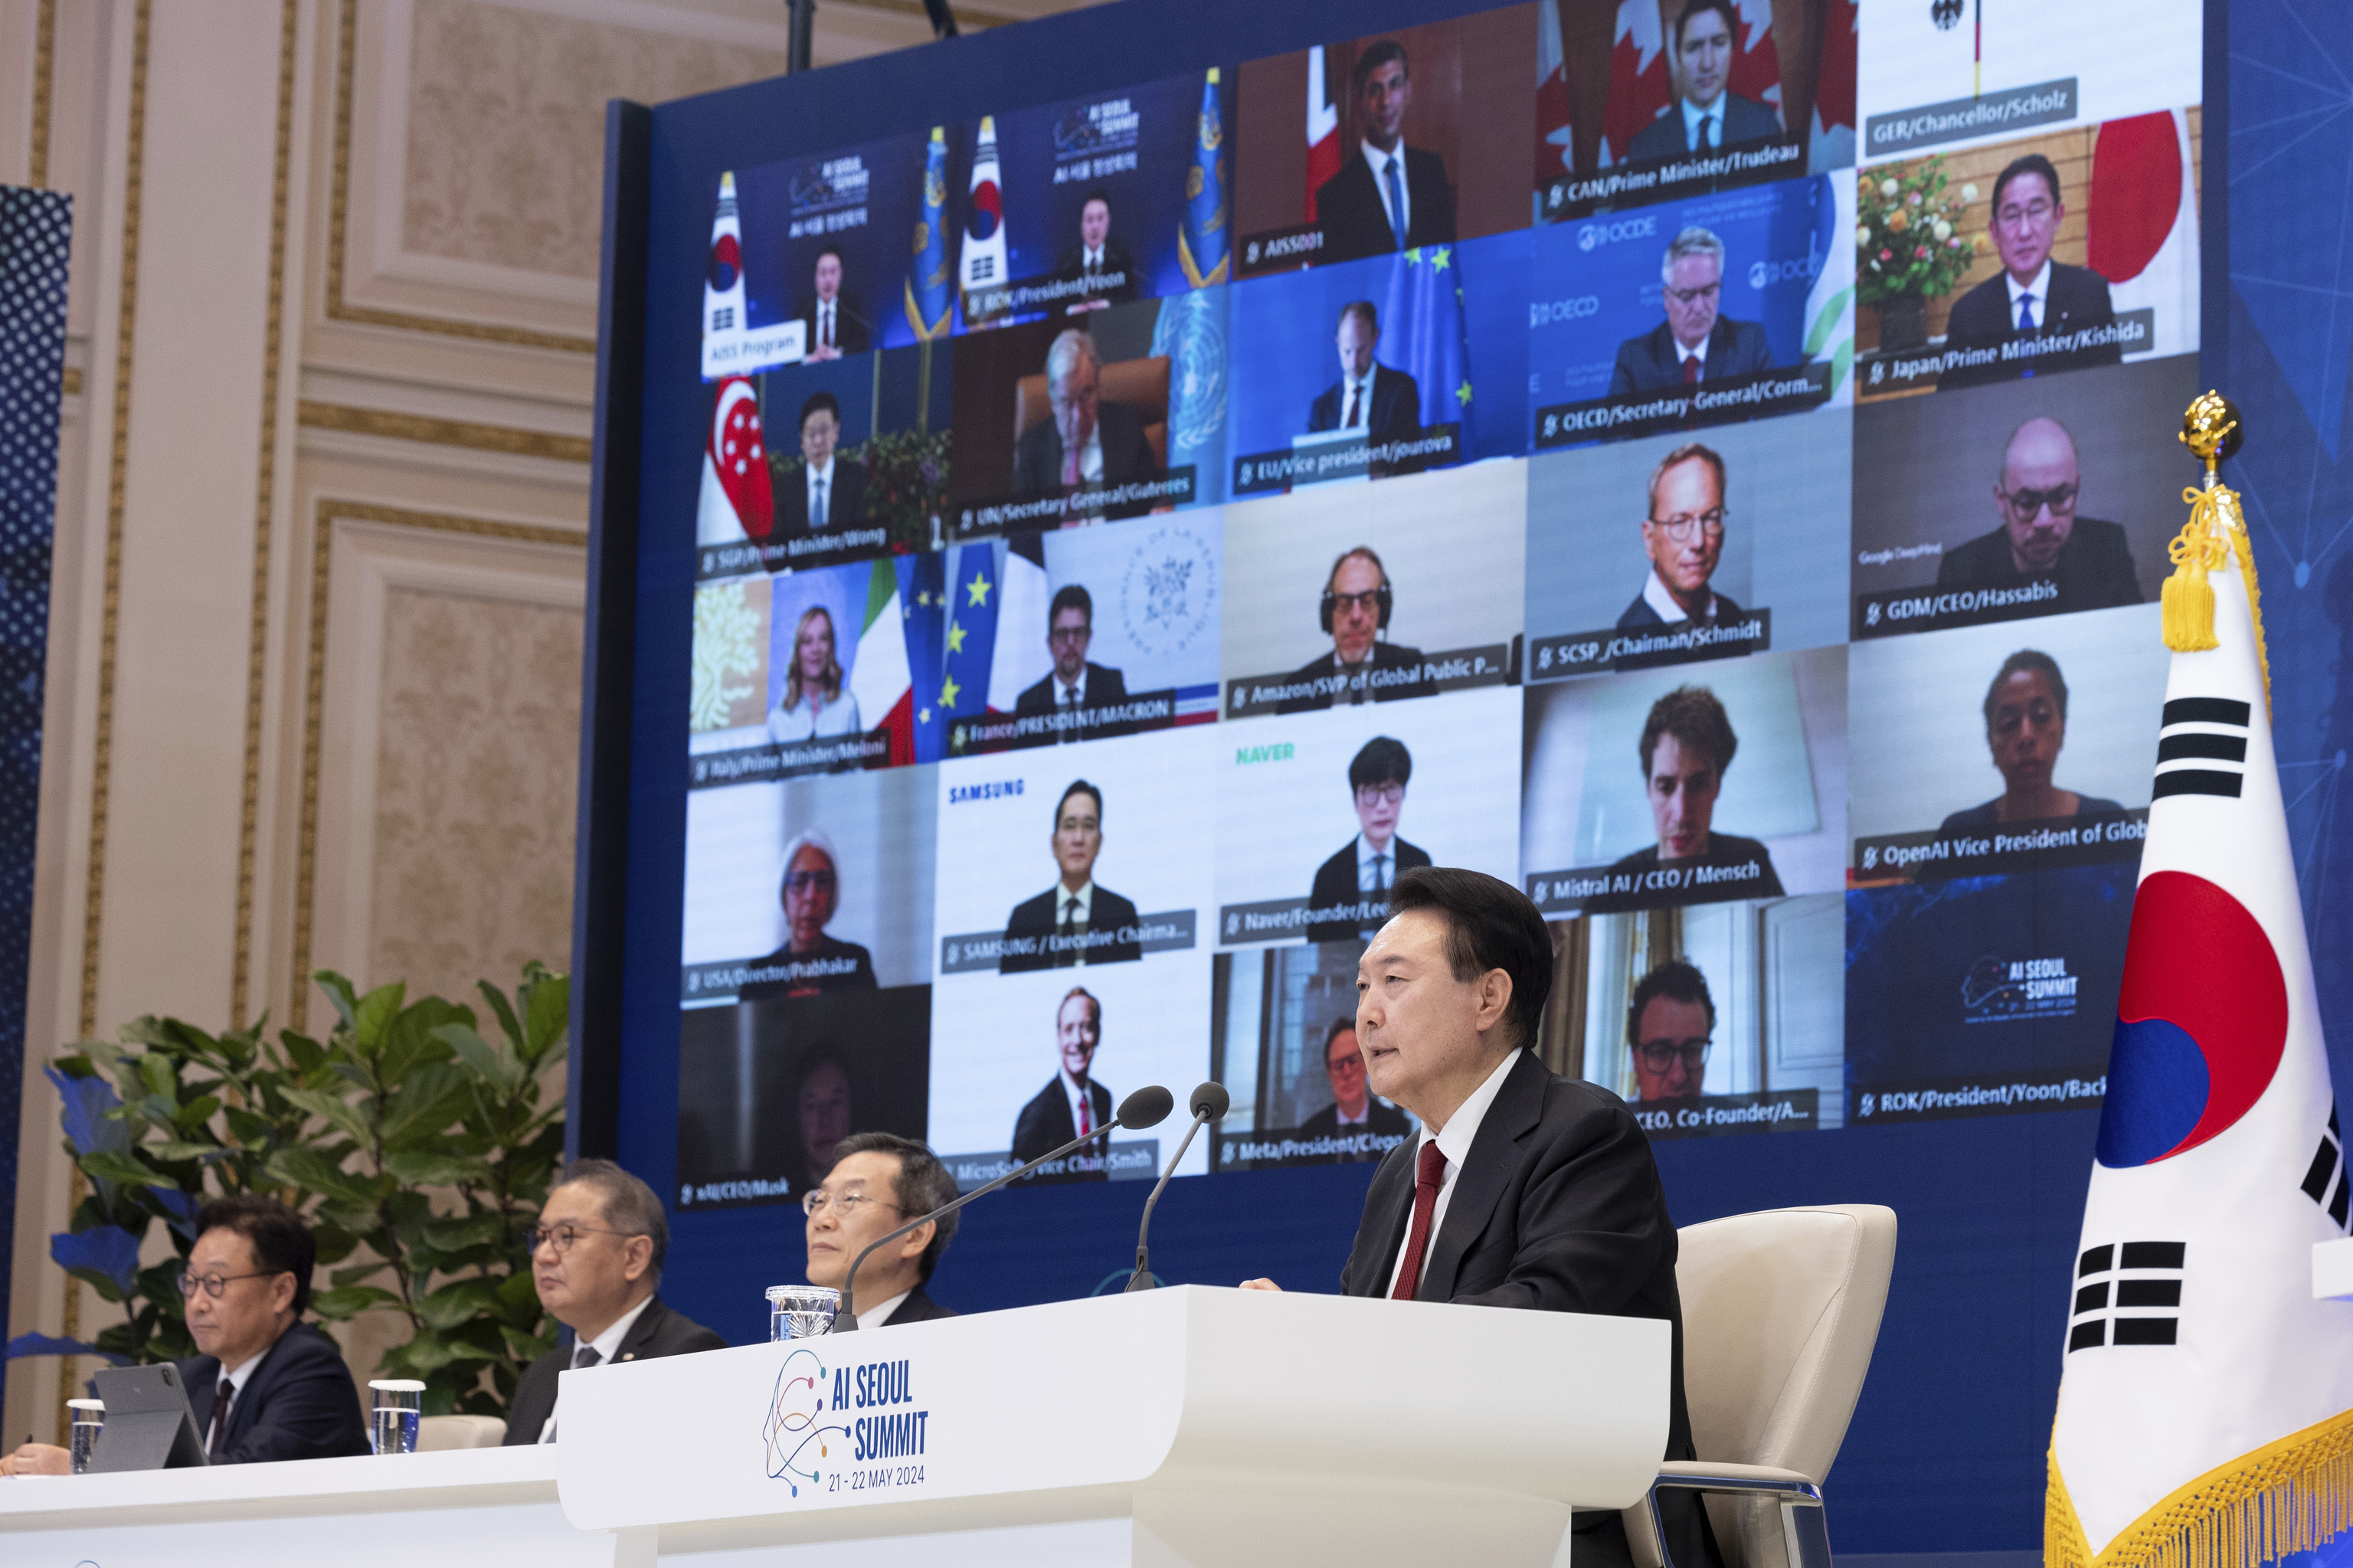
[1385, 1049, 1523, 1296]
[537, 1291, 655, 1443]
[1674, 334, 1709, 375]
[1056, 671, 1087, 706]
[1355, 832, 1397, 894]
[817, 296, 839, 349]
[1359, 139, 1410, 239]
[1062, 1068, 1101, 1134]
[2005, 259, 2053, 332]
[861, 1289, 913, 1327]
[1334, 1100, 1370, 1127]
[1337, 363, 1378, 428]
[206, 1342, 271, 1455]
[1052, 879, 1094, 967]
[805, 457, 836, 527]
[1083, 245, 1105, 270]
[1642, 566, 1716, 626]
[1680, 94, 1727, 150]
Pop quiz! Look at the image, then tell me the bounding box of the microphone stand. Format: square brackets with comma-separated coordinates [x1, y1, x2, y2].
[1125, 1083, 1229, 1291]
[836, 1108, 1150, 1329]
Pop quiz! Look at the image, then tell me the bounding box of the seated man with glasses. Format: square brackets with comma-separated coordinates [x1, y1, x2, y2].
[740, 829, 878, 1001]
[1618, 443, 1746, 630]
[803, 1132, 961, 1326]
[1278, 547, 1435, 714]
[1628, 959, 1716, 1103]
[1939, 153, 2120, 390]
[504, 1160, 725, 1445]
[1608, 227, 1772, 396]
[1012, 584, 1131, 738]
[1308, 737, 1433, 944]
[4, 1194, 368, 1473]
[1935, 416, 2142, 614]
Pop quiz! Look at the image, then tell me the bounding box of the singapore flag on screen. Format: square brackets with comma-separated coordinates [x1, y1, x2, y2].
[2047, 474, 2353, 1568]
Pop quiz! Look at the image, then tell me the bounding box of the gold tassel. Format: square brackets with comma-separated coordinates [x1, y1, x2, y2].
[2162, 484, 2231, 653]
[2048, 1407, 2353, 1568]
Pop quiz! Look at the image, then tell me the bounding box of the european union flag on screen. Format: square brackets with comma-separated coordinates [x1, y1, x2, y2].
[1180, 70, 1228, 287]
[1381, 245, 1471, 450]
[897, 550, 950, 760]
[905, 127, 954, 340]
[938, 542, 1003, 755]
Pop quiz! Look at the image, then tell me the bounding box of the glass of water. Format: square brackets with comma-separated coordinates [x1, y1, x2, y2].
[66, 1399, 103, 1474]
[767, 1284, 841, 1340]
[367, 1379, 425, 1455]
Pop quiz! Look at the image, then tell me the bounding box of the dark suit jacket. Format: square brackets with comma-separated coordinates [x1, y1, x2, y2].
[1308, 365, 1425, 475]
[1013, 664, 1131, 719]
[1012, 1075, 1116, 1175]
[178, 1321, 368, 1465]
[1340, 1052, 1720, 1568]
[738, 932, 877, 1001]
[999, 882, 1144, 972]
[1315, 144, 1456, 264]
[502, 1295, 728, 1445]
[1626, 93, 1784, 162]
[1934, 516, 2142, 614]
[1938, 261, 2119, 388]
[1055, 240, 1138, 303]
[1617, 587, 1748, 630]
[1306, 836, 1432, 944]
[879, 1285, 958, 1325]
[1275, 642, 1436, 715]
[1298, 1096, 1412, 1162]
[797, 291, 871, 356]
[1938, 794, 2126, 835]
[774, 458, 869, 536]
[1010, 402, 1161, 520]
[1588, 833, 1784, 913]
[1609, 316, 1775, 396]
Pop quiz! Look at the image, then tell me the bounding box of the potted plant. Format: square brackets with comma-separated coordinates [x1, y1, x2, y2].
[1855, 155, 1982, 351]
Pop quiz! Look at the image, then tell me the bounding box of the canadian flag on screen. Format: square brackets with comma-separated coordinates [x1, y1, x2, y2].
[1599, 0, 1667, 167]
[1809, 0, 1857, 170]
[2090, 110, 2199, 360]
[1723, 0, 1783, 122]
[1536, 1, 1574, 179]
[1305, 45, 1341, 221]
[695, 376, 769, 545]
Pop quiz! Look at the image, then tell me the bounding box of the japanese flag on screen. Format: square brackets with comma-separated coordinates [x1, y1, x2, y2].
[2049, 493, 2353, 1564]
[2089, 109, 2199, 361]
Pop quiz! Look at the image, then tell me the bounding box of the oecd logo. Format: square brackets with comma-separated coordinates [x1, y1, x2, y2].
[1578, 215, 1655, 251]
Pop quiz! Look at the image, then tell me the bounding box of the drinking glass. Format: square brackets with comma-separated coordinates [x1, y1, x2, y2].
[368, 1379, 425, 1455]
[767, 1284, 841, 1340]
[66, 1399, 103, 1474]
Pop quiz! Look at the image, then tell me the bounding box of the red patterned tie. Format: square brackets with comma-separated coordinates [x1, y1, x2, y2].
[1682, 353, 1701, 386]
[1389, 1140, 1448, 1301]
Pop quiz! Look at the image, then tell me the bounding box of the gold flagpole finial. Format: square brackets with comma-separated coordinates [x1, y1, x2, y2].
[2162, 391, 2269, 709]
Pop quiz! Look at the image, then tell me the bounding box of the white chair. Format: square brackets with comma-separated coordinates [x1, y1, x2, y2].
[1625, 1203, 1898, 1568]
[416, 1413, 508, 1450]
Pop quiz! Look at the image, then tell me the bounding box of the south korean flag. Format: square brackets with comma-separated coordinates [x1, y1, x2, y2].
[2049, 414, 2353, 1568]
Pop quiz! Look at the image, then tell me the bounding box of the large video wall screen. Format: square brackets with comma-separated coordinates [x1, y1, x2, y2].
[673, 0, 2204, 1210]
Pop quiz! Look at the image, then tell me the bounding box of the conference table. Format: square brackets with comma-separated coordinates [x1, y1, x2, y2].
[0, 1286, 1668, 1566]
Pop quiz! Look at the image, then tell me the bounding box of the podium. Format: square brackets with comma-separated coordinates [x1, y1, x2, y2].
[558, 1285, 1668, 1566]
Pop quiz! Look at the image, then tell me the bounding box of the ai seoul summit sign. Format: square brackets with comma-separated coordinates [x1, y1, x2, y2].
[764, 1345, 933, 1501]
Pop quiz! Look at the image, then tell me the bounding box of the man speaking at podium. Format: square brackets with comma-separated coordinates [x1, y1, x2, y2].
[1241, 867, 1719, 1568]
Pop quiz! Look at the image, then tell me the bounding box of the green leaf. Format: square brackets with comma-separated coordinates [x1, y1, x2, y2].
[500, 1322, 558, 1363]
[311, 971, 362, 1035]
[78, 1149, 179, 1190]
[349, 981, 406, 1056]
[434, 1023, 516, 1095]
[280, 1030, 326, 1075]
[330, 1261, 388, 1288]
[383, 1151, 493, 1188]
[277, 1085, 372, 1145]
[263, 1145, 383, 1209]
[522, 973, 568, 1061]
[309, 1285, 404, 1320]
[378, 1063, 474, 1145]
[147, 1140, 222, 1163]
[421, 1212, 510, 1252]
[476, 979, 525, 1054]
[385, 1331, 466, 1376]
[415, 1276, 506, 1331]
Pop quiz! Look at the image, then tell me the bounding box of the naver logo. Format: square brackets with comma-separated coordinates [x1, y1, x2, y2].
[1578, 214, 1657, 251]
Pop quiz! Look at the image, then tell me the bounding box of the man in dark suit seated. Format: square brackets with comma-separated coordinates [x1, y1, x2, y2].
[1307, 735, 1434, 943]
[1609, 227, 1774, 398]
[774, 391, 869, 538]
[1307, 301, 1425, 477]
[1938, 153, 2119, 389]
[1010, 329, 1162, 522]
[1010, 987, 1115, 1181]
[1315, 40, 1457, 264]
[1935, 417, 2142, 613]
[803, 1133, 961, 1326]
[1297, 1018, 1412, 1160]
[1055, 190, 1137, 307]
[1938, 650, 2126, 833]
[1013, 584, 1130, 741]
[5, 1194, 369, 1471]
[797, 246, 869, 362]
[505, 1161, 726, 1445]
[1590, 685, 1784, 912]
[1000, 780, 1144, 971]
[1241, 867, 1723, 1568]
[1627, 0, 1785, 162]
[1618, 442, 1748, 630]
[740, 830, 878, 1001]
[1278, 547, 1438, 714]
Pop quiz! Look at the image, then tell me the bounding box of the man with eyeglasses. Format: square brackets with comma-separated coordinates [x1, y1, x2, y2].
[1278, 547, 1435, 713]
[1618, 443, 1747, 630]
[1627, 0, 1784, 164]
[1608, 227, 1772, 396]
[1309, 736, 1433, 944]
[1013, 584, 1130, 739]
[5, 1195, 367, 1473]
[1940, 152, 2119, 388]
[1935, 417, 2142, 612]
[1000, 780, 1144, 972]
[802, 1132, 961, 1325]
[502, 1160, 725, 1446]
[1628, 960, 1716, 1103]
[1010, 987, 1118, 1180]
[741, 830, 878, 1000]
[1297, 1018, 1412, 1158]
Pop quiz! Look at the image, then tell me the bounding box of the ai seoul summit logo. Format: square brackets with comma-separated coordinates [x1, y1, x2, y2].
[764, 1346, 934, 1500]
[765, 1347, 848, 1496]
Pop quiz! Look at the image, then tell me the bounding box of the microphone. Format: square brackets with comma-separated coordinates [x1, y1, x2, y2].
[1123, 1082, 1229, 1292]
[834, 1085, 1174, 1329]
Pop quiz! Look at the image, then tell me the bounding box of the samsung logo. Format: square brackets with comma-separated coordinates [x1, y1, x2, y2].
[948, 780, 1024, 804]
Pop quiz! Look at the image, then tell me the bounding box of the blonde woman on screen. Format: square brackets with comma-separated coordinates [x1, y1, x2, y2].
[768, 604, 861, 742]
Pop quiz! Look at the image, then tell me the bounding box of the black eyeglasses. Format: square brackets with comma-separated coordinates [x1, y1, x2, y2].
[1634, 1037, 1711, 1074]
[176, 1268, 291, 1300]
[783, 869, 836, 893]
[2001, 482, 2077, 519]
[525, 1223, 640, 1256]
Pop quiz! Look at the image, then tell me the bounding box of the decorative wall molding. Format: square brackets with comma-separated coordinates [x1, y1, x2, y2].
[297, 398, 592, 463]
[28, 0, 54, 188]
